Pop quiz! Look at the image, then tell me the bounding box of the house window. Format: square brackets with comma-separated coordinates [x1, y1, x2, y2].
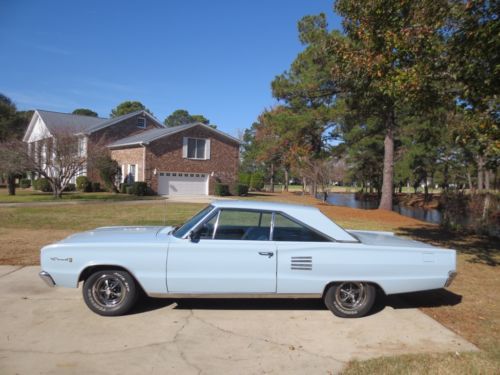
[137, 117, 146, 129]
[127, 164, 136, 183]
[187, 138, 206, 159]
[78, 137, 87, 156]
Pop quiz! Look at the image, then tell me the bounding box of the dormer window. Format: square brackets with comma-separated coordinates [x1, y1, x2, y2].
[137, 117, 146, 129]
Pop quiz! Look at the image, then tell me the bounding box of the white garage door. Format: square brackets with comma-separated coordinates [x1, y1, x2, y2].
[158, 172, 209, 196]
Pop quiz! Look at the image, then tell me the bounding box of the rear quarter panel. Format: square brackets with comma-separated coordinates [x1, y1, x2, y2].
[277, 242, 456, 295]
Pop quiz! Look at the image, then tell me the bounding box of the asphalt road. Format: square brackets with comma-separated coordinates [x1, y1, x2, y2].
[0, 266, 476, 375]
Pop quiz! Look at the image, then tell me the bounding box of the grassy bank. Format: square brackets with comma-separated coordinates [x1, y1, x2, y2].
[0, 192, 498, 373]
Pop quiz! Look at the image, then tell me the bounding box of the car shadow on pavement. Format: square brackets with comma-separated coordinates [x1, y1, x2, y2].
[130, 297, 327, 315]
[129, 289, 462, 316]
[386, 289, 463, 309]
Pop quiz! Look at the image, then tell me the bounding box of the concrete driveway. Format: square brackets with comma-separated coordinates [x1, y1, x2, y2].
[0, 266, 476, 375]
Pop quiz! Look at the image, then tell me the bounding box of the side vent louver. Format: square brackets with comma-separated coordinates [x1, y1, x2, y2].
[291, 256, 312, 271]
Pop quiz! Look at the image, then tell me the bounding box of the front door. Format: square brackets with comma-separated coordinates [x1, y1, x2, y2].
[167, 209, 276, 293]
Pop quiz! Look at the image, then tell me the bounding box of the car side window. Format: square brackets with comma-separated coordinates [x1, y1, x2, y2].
[197, 214, 218, 239]
[273, 213, 331, 242]
[212, 210, 272, 240]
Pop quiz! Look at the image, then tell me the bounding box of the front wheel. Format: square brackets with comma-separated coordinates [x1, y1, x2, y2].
[83, 270, 138, 316]
[324, 282, 376, 318]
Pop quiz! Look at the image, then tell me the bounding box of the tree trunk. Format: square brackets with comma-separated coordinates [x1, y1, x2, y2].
[51, 181, 63, 199]
[284, 169, 289, 192]
[477, 155, 484, 191]
[424, 173, 429, 201]
[7, 174, 16, 196]
[269, 163, 275, 193]
[482, 193, 491, 220]
[311, 179, 317, 197]
[467, 170, 473, 191]
[484, 169, 490, 191]
[379, 122, 394, 210]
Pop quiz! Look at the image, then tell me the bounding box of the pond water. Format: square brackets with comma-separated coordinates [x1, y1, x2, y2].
[320, 193, 443, 224]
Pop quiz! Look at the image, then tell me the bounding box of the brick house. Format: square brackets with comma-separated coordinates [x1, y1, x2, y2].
[23, 110, 240, 195]
[108, 123, 241, 195]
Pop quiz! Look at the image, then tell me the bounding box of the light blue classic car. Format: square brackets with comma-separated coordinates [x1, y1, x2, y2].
[39, 200, 457, 318]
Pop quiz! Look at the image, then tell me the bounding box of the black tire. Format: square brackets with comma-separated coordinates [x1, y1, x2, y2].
[324, 282, 376, 318]
[83, 269, 138, 316]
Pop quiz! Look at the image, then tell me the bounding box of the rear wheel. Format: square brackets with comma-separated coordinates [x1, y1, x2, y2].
[83, 269, 138, 316]
[324, 282, 375, 318]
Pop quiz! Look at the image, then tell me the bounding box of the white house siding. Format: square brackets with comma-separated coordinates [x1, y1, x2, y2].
[27, 116, 52, 143]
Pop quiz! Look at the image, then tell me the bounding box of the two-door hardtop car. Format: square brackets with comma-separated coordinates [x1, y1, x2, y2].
[39, 200, 457, 318]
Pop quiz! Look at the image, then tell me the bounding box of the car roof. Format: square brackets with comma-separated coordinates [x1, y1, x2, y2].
[211, 200, 358, 242]
[211, 200, 317, 212]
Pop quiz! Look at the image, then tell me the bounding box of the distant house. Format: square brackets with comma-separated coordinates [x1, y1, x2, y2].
[23, 110, 240, 195]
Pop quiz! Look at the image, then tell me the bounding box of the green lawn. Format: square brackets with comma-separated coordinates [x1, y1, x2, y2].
[0, 188, 163, 203]
[0, 201, 203, 230]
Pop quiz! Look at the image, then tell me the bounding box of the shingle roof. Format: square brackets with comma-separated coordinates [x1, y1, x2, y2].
[83, 110, 163, 133]
[107, 123, 241, 148]
[35, 109, 164, 136]
[36, 110, 107, 134]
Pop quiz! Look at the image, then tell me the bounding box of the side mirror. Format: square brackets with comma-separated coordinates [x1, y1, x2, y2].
[188, 229, 201, 243]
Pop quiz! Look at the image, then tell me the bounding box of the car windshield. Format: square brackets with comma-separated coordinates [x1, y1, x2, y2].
[172, 205, 214, 238]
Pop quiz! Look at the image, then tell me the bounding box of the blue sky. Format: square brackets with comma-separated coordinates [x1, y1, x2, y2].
[0, 0, 341, 137]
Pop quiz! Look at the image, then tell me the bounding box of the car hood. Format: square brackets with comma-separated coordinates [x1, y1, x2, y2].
[348, 230, 435, 248]
[58, 226, 172, 244]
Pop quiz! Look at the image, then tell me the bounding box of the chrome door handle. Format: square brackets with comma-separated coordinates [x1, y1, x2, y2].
[258, 251, 274, 258]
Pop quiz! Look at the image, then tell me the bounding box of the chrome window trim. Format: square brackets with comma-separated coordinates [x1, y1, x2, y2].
[212, 210, 221, 239]
[180, 205, 217, 239]
[270, 212, 275, 241]
[192, 208, 274, 241]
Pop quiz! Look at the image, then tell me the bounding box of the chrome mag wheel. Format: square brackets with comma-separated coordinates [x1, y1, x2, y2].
[91, 275, 127, 308]
[334, 282, 368, 311]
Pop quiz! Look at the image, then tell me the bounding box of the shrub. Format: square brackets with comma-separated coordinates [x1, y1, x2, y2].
[235, 184, 249, 196]
[131, 182, 148, 196]
[238, 172, 251, 186]
[215, 183, 230, 196]
[250, 172, 265, 191]
[64, 183, 76, 192]
[119, 183, 130, 194]
[20, 179, 31, 188]
[76, 176, 92, 192]
[34, 178, 52, 192]
[125, 186, 134, 195]
[91, 182, 101, 192]
[94, 155, 120, 193]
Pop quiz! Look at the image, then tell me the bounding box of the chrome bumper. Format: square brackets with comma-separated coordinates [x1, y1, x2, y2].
[445, 271, 457, 287]
[39, 271, 55, 287]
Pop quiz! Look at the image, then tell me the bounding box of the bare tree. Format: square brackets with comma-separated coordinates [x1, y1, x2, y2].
[5, 131, 88, 198]
[298, 157, 334, 197]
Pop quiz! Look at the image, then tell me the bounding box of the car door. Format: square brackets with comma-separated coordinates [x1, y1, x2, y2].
[167, 209, 277, 293]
